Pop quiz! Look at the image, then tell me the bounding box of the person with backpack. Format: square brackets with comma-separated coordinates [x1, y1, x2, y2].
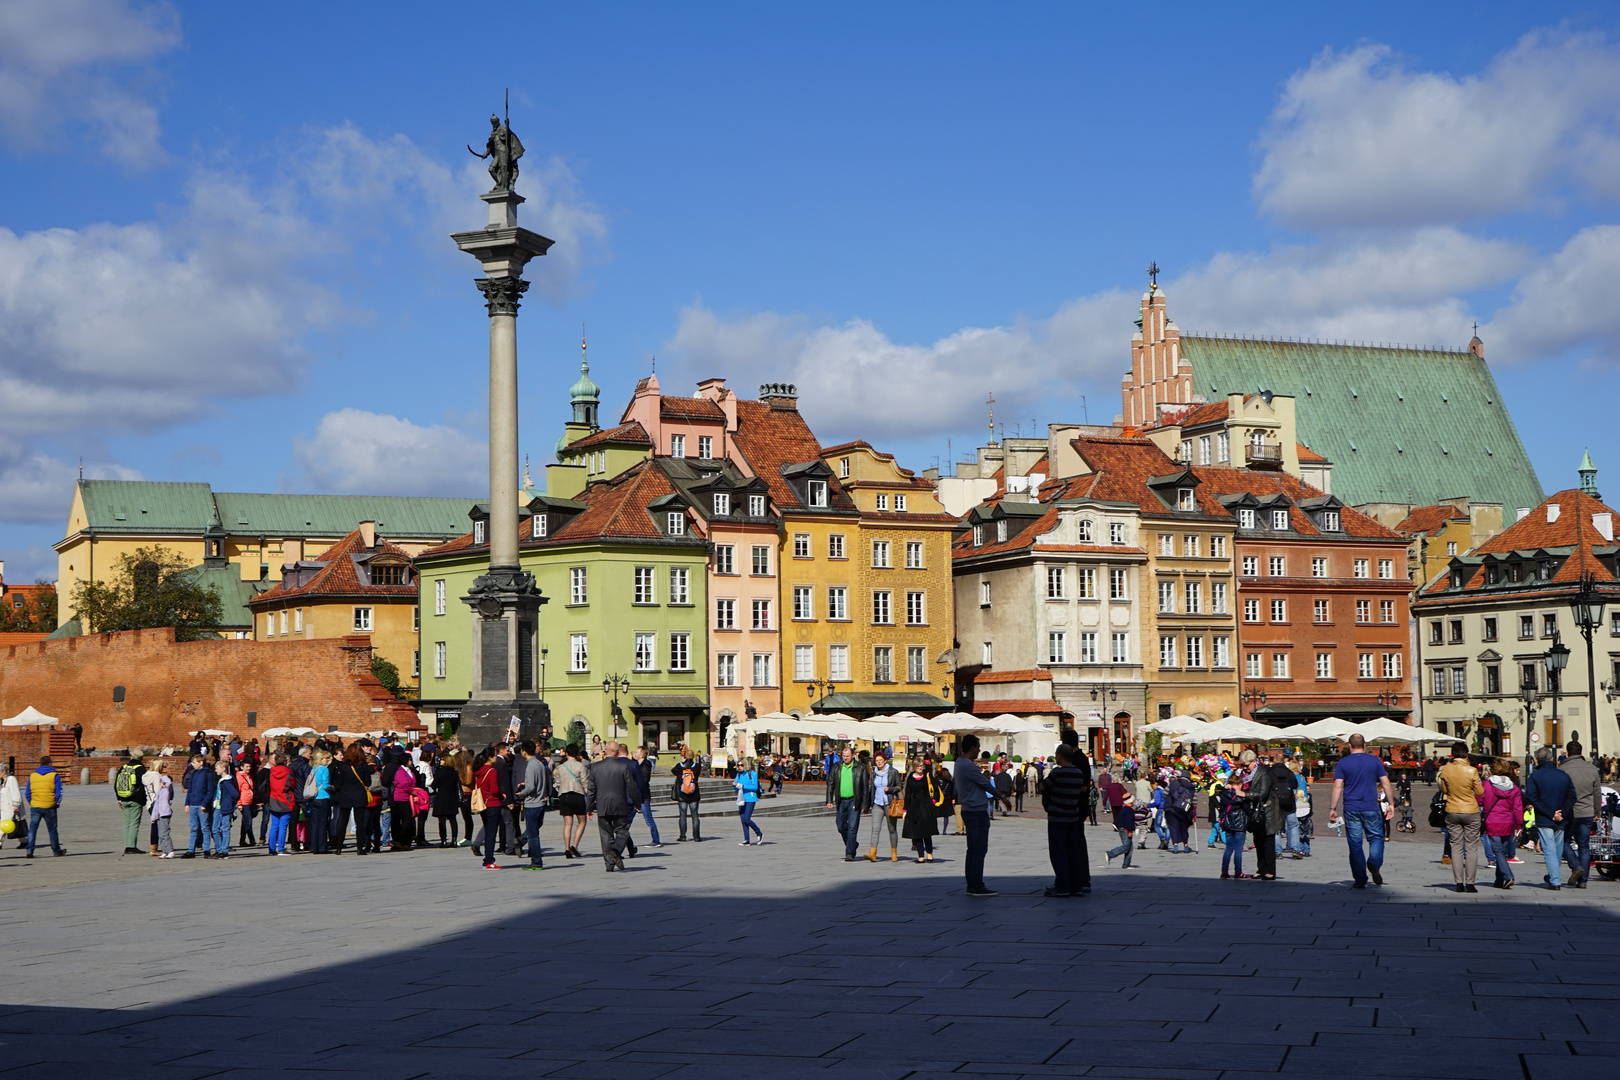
[1215, 782, 1249, 878]
[672, 747, 704, 844]
[1165, 770, 1197, 853]
[114, 755, 148, 856]
[1270, 756, 1300, 859]
[287, 746, 313, 852]
[208, 760, 239, 859]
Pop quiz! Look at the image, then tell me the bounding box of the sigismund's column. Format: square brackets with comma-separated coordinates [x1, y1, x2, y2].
[450, 110, 555, 748]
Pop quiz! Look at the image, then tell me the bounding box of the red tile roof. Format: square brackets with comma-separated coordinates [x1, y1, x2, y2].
[1295, 444, 1329, 464]
[660, 397, 726, 420]
[565, 421, 651, 451]
[1393, 503, 1467, 536]
[970, 698, 1066, 716]
[1187, 466, 1403, 540]
[730, 400, 858, 514]
[1179, 401, 1231, 428]
[0, 632, 48, 647]
[250, 529, 419, 606]
[972, 668, 1053, 684]
[1420, 489, 1620, 594]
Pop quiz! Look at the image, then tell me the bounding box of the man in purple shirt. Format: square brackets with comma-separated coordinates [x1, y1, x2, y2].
[1327, 733, 1396, 889]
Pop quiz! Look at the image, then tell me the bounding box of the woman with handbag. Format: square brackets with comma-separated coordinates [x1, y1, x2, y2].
[902, 756, 942, 862]
[1166, 770, 1197, 853]
[865, 751, 902, 862]
[734, 759, 763, 846]
[387, 754, 416, 852]
[472, 749, 503, 869]
[431, 753, 463, 847]
[331, 743, 376, 855]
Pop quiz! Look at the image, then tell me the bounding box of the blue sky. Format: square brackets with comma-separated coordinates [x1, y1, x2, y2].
[3, 2, 1620, 582]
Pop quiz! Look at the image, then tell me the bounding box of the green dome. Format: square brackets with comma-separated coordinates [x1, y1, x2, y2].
[570, 335, 599, 403]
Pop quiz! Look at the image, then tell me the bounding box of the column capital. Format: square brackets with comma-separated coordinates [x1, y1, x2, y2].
[475, 276, 530, 316]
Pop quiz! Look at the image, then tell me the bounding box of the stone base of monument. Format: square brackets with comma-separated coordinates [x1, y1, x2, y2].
[455, 699, 552, 750]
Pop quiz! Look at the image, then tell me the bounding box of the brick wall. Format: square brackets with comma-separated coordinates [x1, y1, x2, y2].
[0, 628, 420, 756]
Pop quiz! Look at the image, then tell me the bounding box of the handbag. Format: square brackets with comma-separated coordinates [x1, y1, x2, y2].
[471, 785, 487, 813]
[887, 797, 905, 819]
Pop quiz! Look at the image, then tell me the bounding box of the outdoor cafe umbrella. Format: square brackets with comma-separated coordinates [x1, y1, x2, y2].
[1171, 716, 1278, 743]
[1142, 714, 1209, 736]
[1341, 718, 1445, 744]
[1, 706, 57, 727]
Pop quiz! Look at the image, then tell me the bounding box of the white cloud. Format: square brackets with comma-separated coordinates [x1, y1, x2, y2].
[0, 0, 180, 168]
[1486, 224, 1620, 365]
[293, 409, 485, 496]
[1255, 31, 1620, 228]
[0, 445, 139, 524]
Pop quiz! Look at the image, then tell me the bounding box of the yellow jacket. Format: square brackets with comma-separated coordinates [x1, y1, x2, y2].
[1436, 760, 1483, 814]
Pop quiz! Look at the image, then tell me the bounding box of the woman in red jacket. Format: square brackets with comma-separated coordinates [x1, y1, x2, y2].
[1480, 757, 1525, 889]
[473, 750, 503, 870]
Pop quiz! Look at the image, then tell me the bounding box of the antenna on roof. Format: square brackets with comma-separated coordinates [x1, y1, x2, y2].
[1080, 394, 1088, 425]
[986, 392, 995, 444]
[78, 458, 83, 480]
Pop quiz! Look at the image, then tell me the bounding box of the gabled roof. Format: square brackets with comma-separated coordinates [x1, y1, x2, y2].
[1295, 444, 1329, 464]
[68, 480, 476, 539]
[659, 397, 726, 420]
[1393, 503, 1468, 536]
[1178, 335, 1542, 512]
[1421, 489, 1620, 595]
[248, 529, 418, 607]
[730, 400, 858, 514]
[1069, 438, 1229, 518]
[564, 421, 652, 451]
[1188, 467, 1401, 540]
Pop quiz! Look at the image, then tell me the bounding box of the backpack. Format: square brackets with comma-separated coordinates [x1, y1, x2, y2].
[254, 769, 272, 806]
[1272, 765, 1296, 813]
[303, 771, 319, 800]
[114, 765, 141, 801]
[1219, 795, 1250, 834]
[1428, 790, 1447, 828]
[680, 766, 696, 796]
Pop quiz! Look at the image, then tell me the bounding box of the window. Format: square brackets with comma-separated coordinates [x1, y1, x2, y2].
[670, 633, 691, 671]
[979, 580, 992, 607]
[1212, 635, 1229, 667]
[715, 599, 736, 630]
[1112, 632, 1129, 663]
[1520, 614, 1535, 639]
[1049, 632, 1068, 663]
[1211, 536, 1226, 558]
[1452, 668, 1467, 696]
[1316, 653, 1331, 679]
[1378, 559, 1394, 579]
[712, 492, 731, 517]
[434, 579, 446, 616]
[1272, 652, 1289, 678]
[873, 646, 893, 682]
[1246, 652, 1261, 678]
[1177, 488, 1195, 511]
[264, 614, 273, 638]
[353, 607, 373, 632]
[669, 567, 689, 604]
[1322, 511, 1341, 532]
[872, 591, 892, 624]
[872, 541, 890, 568]
[1380, 600, 1395, 623]
[829, 534, 845, 559]
[1180, 439, 1193, 463]
[1218, 432, 1230, 462]
[894, 494, 906, 511]
[1242, 556, 1258, 576]
[838, 456, 850, 478]
[982, 641, 993, 666]
[1269, 556, 1285, 576]
[717, 654, 737, 687]
[748, 494, 766, 518]
[1238, 508, 1256, 530]
[671, 434, 685, 458]
[829, 586, 849, 620]
[570, 633, 588, 672]
[793, 586, 813, 620]
[1311, 557, 1327, 578]
[1186, 636, 1204, 667]
[1484, 664, 1500, 695]
[972, 524, 984, 546]
[570, 566, 588, 605]
[698, 436, 713, 459]
[1447, 541, 1458, 556]
[1047, 567, 1066, 599]
[1521, 663, 1539, 691]
[1271, 509, 1290, 530]
[794, 533, 810, 558]
[1156, 533, 1174, 556]
[1359, 653, 1373, 678]
[1079, 632, 1098, 664]
[906, 541, 923, 569]
[1356, 600, 1370, 623]
[1212, 582, 1227, 613]
[1544, 614, 1558, 638]
[434, 641, 447, 679]
[875, 494, 888, 511]
[905, 591, 925, 625]
[1185, 581, 1201, 613]
[996, 520, 1008, 543]
[907, 646, 925, 682]
[1079, 567, 1097, 599]
[752, 653, 772, 687]
[667, 511, 685, 536]
[1158, 581, 1176, 614]
[1184, 535, 1200, 557]
[1159, 635, 1177, 667]
[1244, 598, 1260, 622]
[752, 545, 771, 575]
[1540, 560, 1555, 581]
[1448, 619, 1464, 644]
[1483, 616, 1497, 641]
[634, 566, 655, 604]
[807, 480, 828, 507]
[1353, 558, 1368, 578]
[294, 608, 303, 634]
[1383, 653, 1402, 679]
[751, 599, 771, 630]
[829, 645, 850, 681]
[715, 545, 735, 574]
[471, 520, 485, 547]
[1314, 599, 1330, 623]
[634, 633, 655, 671]
[1110, 522, 1125, 545]
[1270, 599, 1286, 622]
[1078, 519, 1093, 542]
[534, 514, 547, 537]
[1199, 436, 1212, 465]
[280, 610, 288, 636]
[1429, 620, 1443, 645]
[794, 644, 815, 680]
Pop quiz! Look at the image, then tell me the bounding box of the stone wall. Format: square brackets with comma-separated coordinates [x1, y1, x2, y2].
[0, 628, 420, 753]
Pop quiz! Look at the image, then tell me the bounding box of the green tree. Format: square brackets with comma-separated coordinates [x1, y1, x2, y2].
[70, 546, 222, 641]
[566, 718, 587, 748]
[370, 653, 401, 697]
[1143, 730, 1164, 761]
[0, 582, 57, 633]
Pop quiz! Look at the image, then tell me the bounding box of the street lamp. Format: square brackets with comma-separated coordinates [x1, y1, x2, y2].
[1569, 573, 1606, 755]
[602, 673, 631, 740]
[805, 678, 832, 706]
[1546, 638, 1570, 750]
[1240, 689, 1267, 718]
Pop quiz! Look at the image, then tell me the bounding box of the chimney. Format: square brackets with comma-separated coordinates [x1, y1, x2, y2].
[283, 539, 304, 568]
[359, 521, 377, 548]
[1515, 507, 1530, 522]
[759, 382, 798, 411]
[1595, 513, 1613, 542]
[1547, 504, 1561, 524]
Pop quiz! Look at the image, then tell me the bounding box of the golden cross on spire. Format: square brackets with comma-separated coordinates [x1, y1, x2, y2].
[1147, 260, 1160, 287]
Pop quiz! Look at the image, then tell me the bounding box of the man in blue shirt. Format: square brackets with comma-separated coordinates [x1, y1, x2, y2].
[953, 735, 998, 896]
[1326, 734, 1395, 889]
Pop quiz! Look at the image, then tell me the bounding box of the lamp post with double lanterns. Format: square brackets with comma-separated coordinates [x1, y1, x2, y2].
[805, 677, 832, 707]
[602, 674, 631, 741]
[1239, 688, 1267, 719]
[1520, 674, 1541, 771]
[1568, 573, 1606, 755]
[1546, 638, 1570, 751]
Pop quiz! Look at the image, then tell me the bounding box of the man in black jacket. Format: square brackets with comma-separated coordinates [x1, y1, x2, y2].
[824, 747, 871, 862]
[586, 740, 642, 871]
[671, 749, 703, 842]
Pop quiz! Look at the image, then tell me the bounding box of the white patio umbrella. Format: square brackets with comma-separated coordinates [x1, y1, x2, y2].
[1142, 714, 1207, 735]
[1342, 718, 1445, 744]
[1277, 717, 1359, 741]
[985, 713, 1059, 735]
[1172, 717, 1279, 743]
[1, 706, 57, 727]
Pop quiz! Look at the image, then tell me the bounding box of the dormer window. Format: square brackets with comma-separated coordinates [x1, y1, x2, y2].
[1484, 564, 1497, 585]
[876, 494, 888, 511]
[535, 514, 547, 538]
[1238, 508, 1255, 530]
[371, 563, 407, 586]
[473, 520, 485, 546]
[972, 524, 983, 546]
[1321, 511, 1340, 532]
[839, 457, 850, 478]
[1271, 509, 1289, 530]
[1451, 570, 1464, 589]
[671, 434, 686, 458]
[748, 494, 765, 517]
[1078, 519, 1093, 542]
[1177, 488, 1194, 511]
[713, 493, 730, 516]
[807, 480, 827, 507]
[667, 511, 685, 536]
[996, 519, 1008, 543]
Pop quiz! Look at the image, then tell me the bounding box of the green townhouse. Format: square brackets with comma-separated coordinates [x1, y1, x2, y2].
[414, 459, 711, 755]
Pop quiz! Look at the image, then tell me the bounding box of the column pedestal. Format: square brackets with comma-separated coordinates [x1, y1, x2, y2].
[460, 565, 549, 748]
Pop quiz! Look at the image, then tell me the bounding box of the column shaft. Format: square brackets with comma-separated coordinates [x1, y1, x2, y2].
[488, 311, 520, 569]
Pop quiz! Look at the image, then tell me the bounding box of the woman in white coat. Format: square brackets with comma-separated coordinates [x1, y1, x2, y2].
[0, 765, 21, 849]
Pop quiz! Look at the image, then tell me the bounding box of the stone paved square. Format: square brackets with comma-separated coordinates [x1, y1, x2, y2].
[0, 793, 1615, 1079]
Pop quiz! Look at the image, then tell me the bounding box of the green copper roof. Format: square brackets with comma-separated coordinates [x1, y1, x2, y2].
[176, 563, 264, 629]
[1181, 337, 1544, 511]
[74, 480, 476, 538]
[569, 357, 600, 403]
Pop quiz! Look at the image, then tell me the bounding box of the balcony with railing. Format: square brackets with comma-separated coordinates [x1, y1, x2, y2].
[1245, 442, 1283, 466]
